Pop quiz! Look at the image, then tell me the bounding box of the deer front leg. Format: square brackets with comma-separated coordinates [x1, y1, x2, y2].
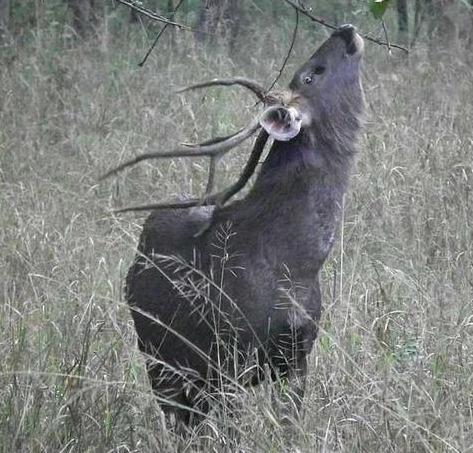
[274, 343, 309, 426]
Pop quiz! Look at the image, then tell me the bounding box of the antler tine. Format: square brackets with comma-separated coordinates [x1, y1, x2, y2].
[114, 199, 202, 214]
[176, 77, 267, 102]
[181, 128, 242, 148]
[214, 129, 268, 206]
[99, 120, 261, 181]
[205, 155, 219, 195]
[113, 129, 269, 214]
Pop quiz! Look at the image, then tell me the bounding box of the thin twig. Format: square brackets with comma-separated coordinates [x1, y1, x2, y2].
[138, 0, 186, 67]
[381, 21, 392, 54]
[114, 0, 192, 30]
[283, 0, 337, 31]
[265, 6, 299, 94]
[283, 0, 409, 53]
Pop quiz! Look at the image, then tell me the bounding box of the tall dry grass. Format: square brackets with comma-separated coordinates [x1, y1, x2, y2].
[1, 11, 473, 452]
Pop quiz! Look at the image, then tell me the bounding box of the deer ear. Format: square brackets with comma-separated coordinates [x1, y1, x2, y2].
[260, 106, 302, 142]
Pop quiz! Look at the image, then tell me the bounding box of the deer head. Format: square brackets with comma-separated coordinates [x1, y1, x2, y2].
[260, 24, 364, 143]
[101, 25, 364, 213]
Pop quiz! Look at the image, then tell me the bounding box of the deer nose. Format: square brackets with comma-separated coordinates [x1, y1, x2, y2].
[335, 24, 356, 41]
[334, 24, 358, 54]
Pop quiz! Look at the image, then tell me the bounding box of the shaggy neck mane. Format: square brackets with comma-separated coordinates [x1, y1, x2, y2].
[254, 132, 355, 195]
[254, 91, 364, 193]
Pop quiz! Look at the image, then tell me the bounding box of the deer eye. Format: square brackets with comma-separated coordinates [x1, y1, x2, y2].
[304, 76, 313, 84]
[314, 66, 325, 75]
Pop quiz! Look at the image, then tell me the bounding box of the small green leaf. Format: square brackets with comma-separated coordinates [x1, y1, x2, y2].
[369, 0, 392, 19]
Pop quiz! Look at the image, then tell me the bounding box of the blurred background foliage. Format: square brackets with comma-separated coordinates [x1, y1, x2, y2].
[0, 0, 472, 52]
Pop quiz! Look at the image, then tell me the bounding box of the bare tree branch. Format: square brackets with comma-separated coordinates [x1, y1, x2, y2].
[114, 0, 193, 30]
[138, 0, 186, 67]
[283, 0, 409, 53]
[265, 6, 299, 94]
[381, 20, 392, 54]
[283, 0, 337, 31]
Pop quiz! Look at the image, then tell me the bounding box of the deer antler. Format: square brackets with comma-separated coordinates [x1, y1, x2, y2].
[99, 120, 260, 181]
[101, 76, 294, 214]
[176, 77, 268, 102]
[113, 129, 269, 214]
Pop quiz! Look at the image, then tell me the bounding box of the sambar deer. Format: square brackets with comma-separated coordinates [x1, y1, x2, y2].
[104, 25, 365, 427]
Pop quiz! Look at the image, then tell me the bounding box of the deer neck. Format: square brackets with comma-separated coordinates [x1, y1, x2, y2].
[216, 129, 357, 276]
[253, 129, 355, 200]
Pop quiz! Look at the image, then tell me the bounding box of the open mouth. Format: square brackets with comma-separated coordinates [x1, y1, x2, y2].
[259, 105, 302, 142]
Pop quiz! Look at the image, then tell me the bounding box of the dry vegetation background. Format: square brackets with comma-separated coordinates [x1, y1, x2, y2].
[1, 2, 473, 452]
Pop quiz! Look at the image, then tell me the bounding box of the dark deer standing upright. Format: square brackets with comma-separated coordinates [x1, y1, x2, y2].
[111, 25, 365, 426]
